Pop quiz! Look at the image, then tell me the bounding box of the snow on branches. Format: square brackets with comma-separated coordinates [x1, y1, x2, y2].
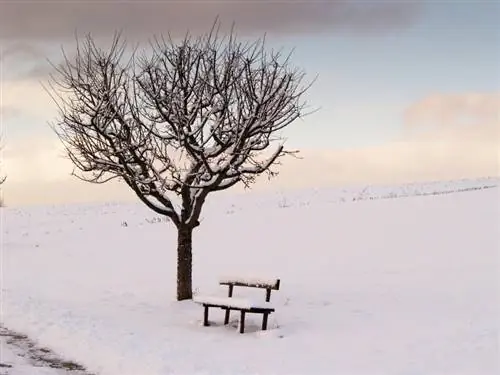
[47, 21, 314, 228]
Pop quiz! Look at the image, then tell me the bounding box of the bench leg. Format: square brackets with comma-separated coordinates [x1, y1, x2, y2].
[262, 312, 269, 331]
[203, 305, 209, 326]
[239, 311, 246, 334]
[224, 308, 230, 325]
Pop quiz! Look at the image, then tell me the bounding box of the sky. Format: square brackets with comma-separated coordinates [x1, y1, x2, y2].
[0, 0, 499, 206]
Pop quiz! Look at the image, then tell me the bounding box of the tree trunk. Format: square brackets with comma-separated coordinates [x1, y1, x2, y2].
[176, 225, 193, 301]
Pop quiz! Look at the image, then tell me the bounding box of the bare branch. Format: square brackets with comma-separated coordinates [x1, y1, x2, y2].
[48, 19, 315, 228]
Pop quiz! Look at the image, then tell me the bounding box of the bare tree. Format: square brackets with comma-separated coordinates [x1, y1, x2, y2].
[47, 21, 314, 300]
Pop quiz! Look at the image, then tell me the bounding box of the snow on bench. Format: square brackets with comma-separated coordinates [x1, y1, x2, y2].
[219, 276, 280, 290]
[219, 276, 280, 303]
[196, 276, 282, 333]
[193, 296, 274, 310]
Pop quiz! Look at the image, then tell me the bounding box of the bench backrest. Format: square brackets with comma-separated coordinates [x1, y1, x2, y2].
[219, 277, 280, 302]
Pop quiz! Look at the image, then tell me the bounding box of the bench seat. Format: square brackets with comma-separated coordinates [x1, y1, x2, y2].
[194, 296, 275, 333]
[194, 296, 274, 311]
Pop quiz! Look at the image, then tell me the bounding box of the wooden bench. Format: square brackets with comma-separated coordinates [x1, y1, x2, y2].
[194, 277, 280, 334]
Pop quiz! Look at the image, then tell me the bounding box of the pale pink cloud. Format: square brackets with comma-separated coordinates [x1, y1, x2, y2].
[403, 92, 500, 132]
[263, 92, 499, 189]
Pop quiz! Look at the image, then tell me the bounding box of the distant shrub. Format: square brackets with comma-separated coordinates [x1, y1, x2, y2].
[145, 216, 169, 224]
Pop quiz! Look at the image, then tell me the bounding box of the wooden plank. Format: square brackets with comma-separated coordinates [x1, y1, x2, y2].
[200, 303, 274, 313]
[220, 279, 280, 290]
[194, 296, 274, 311]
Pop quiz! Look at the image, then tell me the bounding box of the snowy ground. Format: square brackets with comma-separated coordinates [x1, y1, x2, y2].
[1, 177, 499, 375]
[0, 326, 92, 375]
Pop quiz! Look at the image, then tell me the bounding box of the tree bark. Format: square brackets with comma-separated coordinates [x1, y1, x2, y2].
[176, 225, 193, 301]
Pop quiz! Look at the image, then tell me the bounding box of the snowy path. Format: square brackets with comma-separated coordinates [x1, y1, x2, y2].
[0, 327, 92, 375]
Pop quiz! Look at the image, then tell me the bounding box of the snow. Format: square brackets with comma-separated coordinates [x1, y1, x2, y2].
[0, 329, 89, 375]
[0, 341, 53, 375]
[219, 276, 280, 289]
[1, 177, 499, 375]
[193, 296, 274, 310]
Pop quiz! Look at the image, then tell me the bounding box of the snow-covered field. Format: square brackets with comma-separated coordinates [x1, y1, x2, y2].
[1, 177, 499, 375]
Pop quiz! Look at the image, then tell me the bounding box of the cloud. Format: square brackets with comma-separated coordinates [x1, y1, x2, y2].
[1, 1, 421, 84]
[0, 42, 46, 61]
[1, 79, 55, 126]
[276, 131, 498, 189]
[403, 92, 500, 133]
[0, 42, 54, 81]
[2, 137, 69, 183]
[3, 92, 498, 206]
[273, 92, 499, 187]
[1, 135, 138, 206]
[0, 1, 421, 41]
[0, 105, 23, 121]
[0, 0, 421, 86]
[1, 42, 57, 83]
